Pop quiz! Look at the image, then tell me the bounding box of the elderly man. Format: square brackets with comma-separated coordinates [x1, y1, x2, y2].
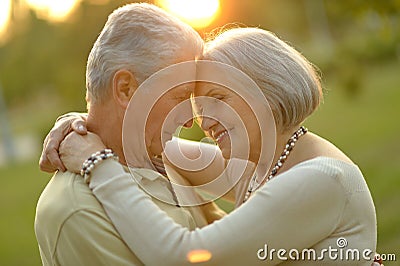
[35, 3, 222, 265]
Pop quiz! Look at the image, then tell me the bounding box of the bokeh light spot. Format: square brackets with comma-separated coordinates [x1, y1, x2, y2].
[157, 0, 220, 29]
[187, 249, 212, 263]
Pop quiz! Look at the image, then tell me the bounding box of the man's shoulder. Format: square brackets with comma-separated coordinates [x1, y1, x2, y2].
[35, 171, 144, 266]
[35, 171, 107, 235]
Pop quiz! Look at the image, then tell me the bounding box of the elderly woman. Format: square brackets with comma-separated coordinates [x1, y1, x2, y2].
[43, 28, 377, 265]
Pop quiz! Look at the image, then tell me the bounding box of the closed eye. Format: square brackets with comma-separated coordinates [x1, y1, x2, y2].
[211, 94, 224, 100]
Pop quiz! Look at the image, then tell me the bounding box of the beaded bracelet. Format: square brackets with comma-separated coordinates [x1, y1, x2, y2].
[80, 149, 119, 183]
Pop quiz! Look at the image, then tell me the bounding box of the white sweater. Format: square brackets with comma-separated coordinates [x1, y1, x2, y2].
[89, 156, 376, 265]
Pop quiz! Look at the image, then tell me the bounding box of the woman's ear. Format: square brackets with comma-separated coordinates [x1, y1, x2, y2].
[112, 70, 138, 109]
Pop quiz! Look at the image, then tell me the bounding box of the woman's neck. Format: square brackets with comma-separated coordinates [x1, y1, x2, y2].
[254, 127, 298, 180]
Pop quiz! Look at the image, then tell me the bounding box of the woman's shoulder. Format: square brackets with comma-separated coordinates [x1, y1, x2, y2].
[293, 156, 359, 173]
[292, 156, 360, 178]
[291, 156, 369, 194]
[298, 132, 354, 163]
[289, 132, 362, 178]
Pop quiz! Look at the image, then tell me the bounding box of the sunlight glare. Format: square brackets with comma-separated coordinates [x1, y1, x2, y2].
[187, 249, 212, 263]
[157, 0, 220, 29]
[25, 0, 78, 22]
[0, 0, 11, 36]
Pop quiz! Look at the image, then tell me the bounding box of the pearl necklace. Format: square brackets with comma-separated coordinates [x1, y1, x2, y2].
[242, 126, 308, 203]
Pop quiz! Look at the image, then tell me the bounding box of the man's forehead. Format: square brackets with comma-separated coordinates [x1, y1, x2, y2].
[193, 82, 226, 95]
[166, 82, 194, 96]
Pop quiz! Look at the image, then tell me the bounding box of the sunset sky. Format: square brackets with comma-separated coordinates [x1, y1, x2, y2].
[0, 0, 221, 40]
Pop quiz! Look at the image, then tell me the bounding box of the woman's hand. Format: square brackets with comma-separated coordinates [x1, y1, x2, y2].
[59, 132, 106, 174]
[39, 112, 88, 172]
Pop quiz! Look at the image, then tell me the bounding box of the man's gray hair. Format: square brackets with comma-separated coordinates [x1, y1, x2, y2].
[86, 3, 203, 103]
[202, 27, 323, 132]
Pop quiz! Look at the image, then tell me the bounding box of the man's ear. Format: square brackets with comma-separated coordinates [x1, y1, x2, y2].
[112, 70, 138, 109]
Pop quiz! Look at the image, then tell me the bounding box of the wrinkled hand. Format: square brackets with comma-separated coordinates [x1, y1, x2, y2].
[59, 132, 106, 174]
[39, 113, 88, 172]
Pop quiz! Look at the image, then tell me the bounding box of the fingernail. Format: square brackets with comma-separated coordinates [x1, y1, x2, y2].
[78, 125, 85, 132]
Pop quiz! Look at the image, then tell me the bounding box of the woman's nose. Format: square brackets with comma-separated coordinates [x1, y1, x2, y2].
[182, 118, 193, 128]
[199, 116, 217, 132]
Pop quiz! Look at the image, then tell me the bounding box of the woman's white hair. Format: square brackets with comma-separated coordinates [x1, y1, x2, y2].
[86, 3, 203, 103]
[202, 27, 323, 132]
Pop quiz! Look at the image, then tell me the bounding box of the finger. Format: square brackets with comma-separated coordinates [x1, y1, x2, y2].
[44, 121, 72, 159]
[39, 152, 58, 173]
[47, 144, 67, 172]
[41, 163, 58, 173]
[40, 133, 57, 171]
[42, 132, 50, 148]
[71, 119, 87, 135]
[40, 117, 76, 172]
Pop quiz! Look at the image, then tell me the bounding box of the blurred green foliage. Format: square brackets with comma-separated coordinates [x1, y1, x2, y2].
[0, 0, 399, 265]
[0, 162, 49, 266]
[0, 0, 133, 108]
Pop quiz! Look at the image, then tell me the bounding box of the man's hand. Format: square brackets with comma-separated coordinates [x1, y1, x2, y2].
[59, 132, 106, 174]
[39, 113, 88, 173]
